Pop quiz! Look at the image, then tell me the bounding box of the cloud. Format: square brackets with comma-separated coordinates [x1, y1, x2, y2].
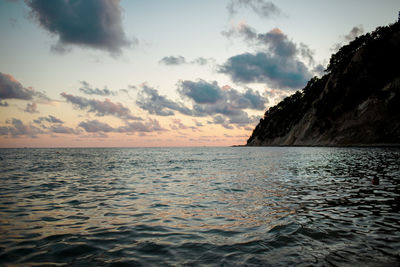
[344, 25, 364, 41]
[0, 72, 35, 100]
[192, 57, 209, 65]
[48, 124, 79, 134]
[26, 0, 132, 54]
[31, 115, 79, 134]
[210, 115, 234, 129]
[136, 84, 192, 116]
[159, 56, 186, 65]
[116, 119, 165, 133]
[78, 120, 114, 133]
[137, 80, 268, 129]
[332, 25, 364, 51]
[23, 102, 39, 113]
[220, 52, 311, 89]
[0, 118, 42, 138]
[312, 64, 325, 77]
[159, 56, 210, 66]
[193, 119, 203, 127]
[33, 115, 64, 124]
[179, 80, 266, 128]
[178, 80, 222, 104]
[227, 0, 281, 19]
[0, 72, 50, 102]
[169, 119, 199, 131]
[178, 79, 266, 109]
[79, 119, 165, 133]
[61, 92, 141, 120]
[0, 100, 9, 107]
[220, 26, 315, 89]
[135, 80, 266, 129]
[79, 81, 117, 96]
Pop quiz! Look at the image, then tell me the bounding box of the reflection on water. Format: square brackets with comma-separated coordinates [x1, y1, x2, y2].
[0, 147, 399, 266]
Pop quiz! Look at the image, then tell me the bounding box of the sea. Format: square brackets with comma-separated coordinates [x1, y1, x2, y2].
[0, 147, 399, 266]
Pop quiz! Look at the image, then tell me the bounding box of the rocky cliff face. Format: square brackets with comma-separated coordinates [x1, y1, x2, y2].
[247, 22, 400, 146]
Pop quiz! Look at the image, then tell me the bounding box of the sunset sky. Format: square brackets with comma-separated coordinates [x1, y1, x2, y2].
[0, 0, 399, 147]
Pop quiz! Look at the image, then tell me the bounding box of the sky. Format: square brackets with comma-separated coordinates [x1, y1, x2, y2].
[0, 0, 399, 147]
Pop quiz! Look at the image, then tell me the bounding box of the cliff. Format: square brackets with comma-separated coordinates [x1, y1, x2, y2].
[247, 22, 400, 146]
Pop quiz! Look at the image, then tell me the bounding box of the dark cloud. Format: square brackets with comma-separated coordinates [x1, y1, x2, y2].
[220, 26, 315, 89]
[227, 0, 281, 19]
[178, 80, 222, 104]
[220, 52, 311, 89]
[79, 81, 117, 96]
[24, 102, 39, 113]
[159, 56, 186, 65]
[136, 84, 192, 116]
[0, 72, 50, 102]
[211, 115, 234, 129]
[79, 119, 165, 133]
[0, 118, 42, 137]
[0, 72, 35, 100]
[135, 80, 266, 129]
[26, 0, 131, 54]
[61, 92, 140, 120]
[332, 25, 364, 51]
[224, 25, 299, 58]
[179, 80, 266, 110]
[181, 81, 266, 128]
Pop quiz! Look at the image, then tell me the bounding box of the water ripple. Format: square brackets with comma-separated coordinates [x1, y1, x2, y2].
[0, 147, 399, 266]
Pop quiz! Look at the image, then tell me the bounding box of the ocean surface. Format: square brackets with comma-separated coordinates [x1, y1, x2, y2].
[0, 147, 399, 266]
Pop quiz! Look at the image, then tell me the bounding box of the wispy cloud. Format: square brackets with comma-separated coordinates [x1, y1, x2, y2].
[169, 119, 199, 131]
[332, 25, 364, 51]
[79, 81, 117, 96]
[136, 84, 192, 116]
[159, 56, 186, 65]
[227, 0, 282, 19]
[136, 80, 266, 129]
[159, 56, 211, 66]
[78, 119, 166, 133]
[61, 92, 141, 120]
[33, 115, 64, 124]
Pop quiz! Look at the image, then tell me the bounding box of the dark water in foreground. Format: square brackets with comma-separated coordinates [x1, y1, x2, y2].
[0, 147, 399, 266]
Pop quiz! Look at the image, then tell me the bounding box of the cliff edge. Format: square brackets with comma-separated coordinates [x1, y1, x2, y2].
[247, 22, 400, 146]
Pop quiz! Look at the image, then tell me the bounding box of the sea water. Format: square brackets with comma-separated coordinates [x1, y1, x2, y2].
[0, 147, 399, 266]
